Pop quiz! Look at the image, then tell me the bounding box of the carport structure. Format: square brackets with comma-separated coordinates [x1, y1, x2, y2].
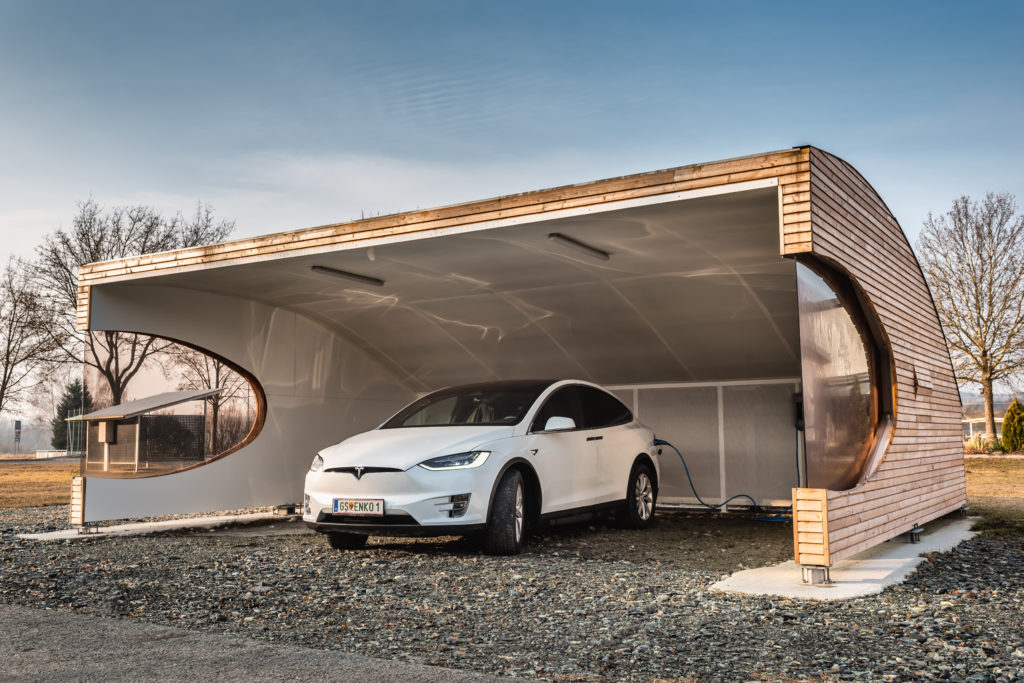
[73, 146, 965, 574]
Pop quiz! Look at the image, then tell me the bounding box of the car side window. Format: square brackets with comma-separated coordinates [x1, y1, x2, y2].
[530, 386, 584, 432]
[578, 386, 633, 429]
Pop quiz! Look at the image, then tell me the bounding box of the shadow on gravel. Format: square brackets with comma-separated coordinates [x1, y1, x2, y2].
[352, 509, 793, 571]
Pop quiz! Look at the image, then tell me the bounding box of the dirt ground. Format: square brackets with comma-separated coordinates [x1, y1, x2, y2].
[0, 462, 78, 508]
[964, 456, 1024, 495]
[964, 456, 1024, 519]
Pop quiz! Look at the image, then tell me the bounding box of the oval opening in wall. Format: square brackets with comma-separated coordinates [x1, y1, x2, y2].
[76, 332, 266, 478]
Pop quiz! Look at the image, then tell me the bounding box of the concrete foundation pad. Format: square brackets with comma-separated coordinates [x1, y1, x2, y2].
[17, 512, 299, 541]
[711, 517, 978, 601]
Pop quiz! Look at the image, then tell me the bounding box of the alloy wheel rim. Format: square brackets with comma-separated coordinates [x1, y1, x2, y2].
[514, 482, 524, 542]
[635, 472, 653, 520]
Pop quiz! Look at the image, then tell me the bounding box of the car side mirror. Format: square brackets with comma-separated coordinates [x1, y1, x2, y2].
[543, 416, 576, 432]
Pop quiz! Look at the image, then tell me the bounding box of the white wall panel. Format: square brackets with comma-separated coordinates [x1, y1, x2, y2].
[83, 284, 413, 522]
[636, 386, 720, 503]
[722, 383, 801, 505]
[616, 380, 799, 508]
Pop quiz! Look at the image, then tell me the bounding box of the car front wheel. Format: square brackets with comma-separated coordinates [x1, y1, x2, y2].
[623, 462, 656, 529]
[483, 469, 525, 555]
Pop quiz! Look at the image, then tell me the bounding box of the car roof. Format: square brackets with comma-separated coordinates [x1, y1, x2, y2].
[431, 379, 559, 394]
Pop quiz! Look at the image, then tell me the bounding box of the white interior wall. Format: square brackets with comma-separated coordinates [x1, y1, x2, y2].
[83, 285, 415, 522]
[611, 379, 801, 507]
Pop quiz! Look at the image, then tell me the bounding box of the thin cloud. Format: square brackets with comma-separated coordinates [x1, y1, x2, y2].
[202, 150, 624, 237]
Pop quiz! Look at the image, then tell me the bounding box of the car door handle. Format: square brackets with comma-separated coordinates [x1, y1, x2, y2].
[586, 436, 603, 441]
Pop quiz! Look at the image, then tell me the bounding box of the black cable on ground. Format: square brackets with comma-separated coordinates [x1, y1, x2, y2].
[653, 438, 792, 523]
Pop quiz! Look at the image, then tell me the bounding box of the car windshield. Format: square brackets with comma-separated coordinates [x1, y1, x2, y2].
[381, 380, 555, 428]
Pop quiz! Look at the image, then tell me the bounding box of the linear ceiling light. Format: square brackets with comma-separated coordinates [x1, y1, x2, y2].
[310, 265, 385, 287]
[547, 233, 610, 261]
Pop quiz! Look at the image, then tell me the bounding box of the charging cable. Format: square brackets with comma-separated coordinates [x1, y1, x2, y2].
[652, 438, 759, 512]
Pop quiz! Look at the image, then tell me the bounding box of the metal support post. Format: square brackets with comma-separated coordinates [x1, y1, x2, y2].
[801, 565, 832, 585]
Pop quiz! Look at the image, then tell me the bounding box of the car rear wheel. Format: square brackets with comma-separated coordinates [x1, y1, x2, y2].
[326, 531, 368, 550]
[483, 469, 525, 555]
[622, 462, 656, 529]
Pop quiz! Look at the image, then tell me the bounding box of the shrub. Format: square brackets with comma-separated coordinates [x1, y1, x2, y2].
[1002, 397, 1024, 452]
[964, 439, 989, 455]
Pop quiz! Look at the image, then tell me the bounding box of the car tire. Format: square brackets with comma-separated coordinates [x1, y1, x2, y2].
[326, 532, 368, 550]
[483, 469, 525, 555]
[622, 462, 656, 529]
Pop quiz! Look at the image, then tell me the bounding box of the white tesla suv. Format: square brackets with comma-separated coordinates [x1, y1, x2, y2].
[303, 379, 659, 555]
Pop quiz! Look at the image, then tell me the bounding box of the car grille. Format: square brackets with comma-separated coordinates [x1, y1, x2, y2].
[317, 512, 419, 526]
[324, 466, 404, 475]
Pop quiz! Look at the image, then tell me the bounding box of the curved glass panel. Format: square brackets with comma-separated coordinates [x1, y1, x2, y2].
[80, 332, 264, 478]
[796, 263, 877, 490]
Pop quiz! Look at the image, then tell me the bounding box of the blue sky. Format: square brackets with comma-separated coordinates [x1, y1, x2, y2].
[1, 0, 1021, 261]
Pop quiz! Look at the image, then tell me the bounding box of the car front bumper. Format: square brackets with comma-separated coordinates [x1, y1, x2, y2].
[303, 517, 485, 536]
[303, 464, 492, 535]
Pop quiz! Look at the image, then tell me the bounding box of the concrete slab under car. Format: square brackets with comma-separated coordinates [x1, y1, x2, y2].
[711, 516, 977, 600]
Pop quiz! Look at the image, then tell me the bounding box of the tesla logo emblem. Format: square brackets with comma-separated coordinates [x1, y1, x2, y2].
[353, 466, 365, 480]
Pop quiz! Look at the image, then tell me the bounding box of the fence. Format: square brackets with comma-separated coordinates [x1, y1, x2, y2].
[84, 414, 206, 475]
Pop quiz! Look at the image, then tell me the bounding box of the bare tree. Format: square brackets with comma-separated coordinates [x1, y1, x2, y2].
[917, 192, 1024, 446]
[0, 260, 65, 416]
[35, 199, 234, 406]
[25, 361, 75, 422]
[165, 345, 249, 453]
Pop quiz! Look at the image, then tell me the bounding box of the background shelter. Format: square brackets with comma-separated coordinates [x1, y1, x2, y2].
[68, 388, 222, 475]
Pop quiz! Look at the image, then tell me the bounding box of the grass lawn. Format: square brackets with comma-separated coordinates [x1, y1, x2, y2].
[964, 456, 1024, 496]
[0, 462, 79, 508]
[964, 456, 1024, 528]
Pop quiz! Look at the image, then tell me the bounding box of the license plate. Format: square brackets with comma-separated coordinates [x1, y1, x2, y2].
[333, 498, 384, 515]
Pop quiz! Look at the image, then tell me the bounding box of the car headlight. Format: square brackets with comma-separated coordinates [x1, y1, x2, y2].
[310, 454, 324, 472]
[418, 450, 490, 471]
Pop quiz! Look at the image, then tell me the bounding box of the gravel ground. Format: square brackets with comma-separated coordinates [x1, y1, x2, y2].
[2, 506, 1023, 682]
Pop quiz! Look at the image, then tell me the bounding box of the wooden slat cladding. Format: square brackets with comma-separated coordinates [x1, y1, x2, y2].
[800, 148, 965, 566]
[70, 476, 84, 526]
[780, 172, 812, 254]
[75, 148, 811, 329]
[793, 488, 829, 565]
[75, 286, 91, 332]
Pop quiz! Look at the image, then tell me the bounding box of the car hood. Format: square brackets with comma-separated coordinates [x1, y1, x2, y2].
[319, 425, 515, 470]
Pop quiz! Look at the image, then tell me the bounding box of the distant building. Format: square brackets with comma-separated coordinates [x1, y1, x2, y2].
[962, 417, 1004, 442]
